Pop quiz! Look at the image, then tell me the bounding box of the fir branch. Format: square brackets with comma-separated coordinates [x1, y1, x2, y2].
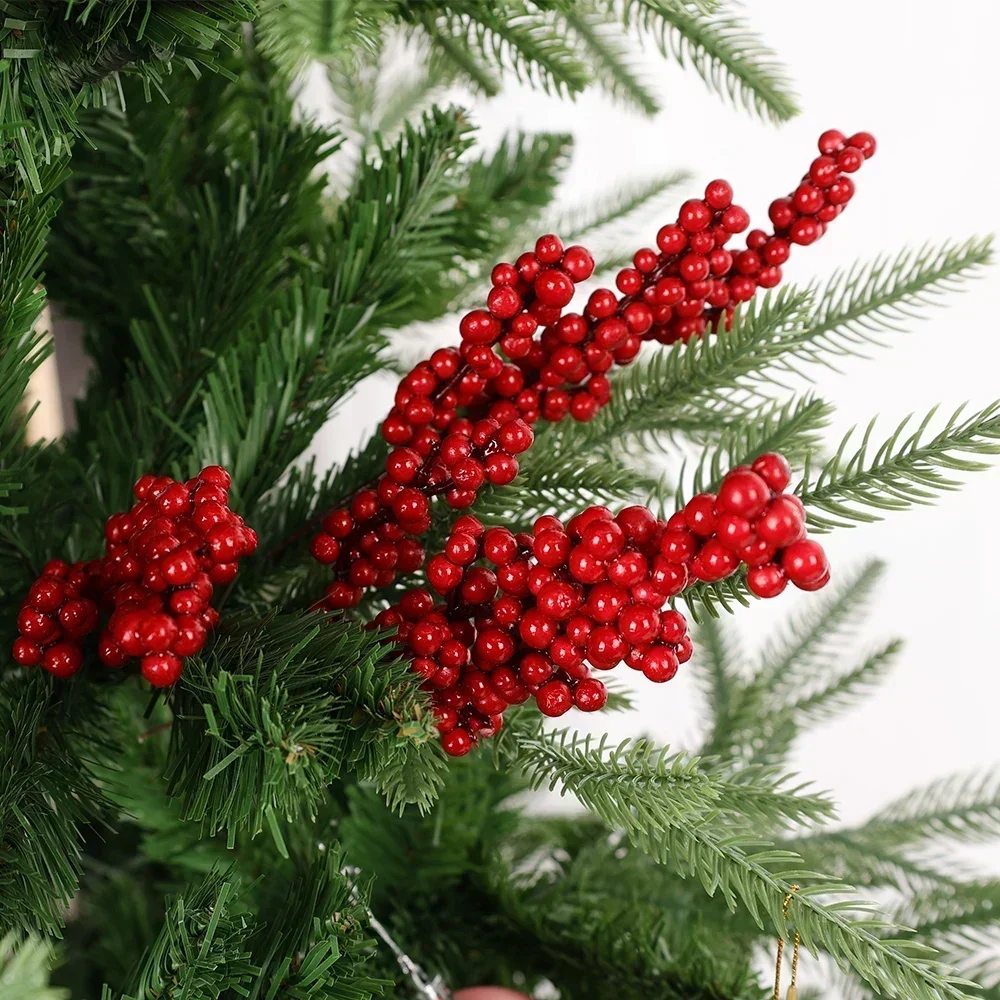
[860, 771, 1000, 848]
[560, 1, 660, 115]
[257, 0, 383, 78]
[416, 2, 591, 98]
[609, 1, 799, 121]
[416, 11, 502, 95]
[744, 641, 902, 768]
[744, 559, 885, 711]
[797, 403, 1000, 531]
[700, 561, 885, 760]
[677, 395, 834, 504]
[0, 675, 111, 934]
[0, 933, 66, 1000]
[801, 237, 994, 367]
[517, 735, 976, 1000]
[121, 872, 258, 1000]
[165, 613, 440, 843]
[0, 162, 64, 516]
[0, 0, 251, 190]
[554, 170, 691, 244]
[574, 288, 813, 448]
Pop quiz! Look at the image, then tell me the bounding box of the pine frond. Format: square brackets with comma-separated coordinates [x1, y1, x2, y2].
[560, 2, 660, 115]
[677, 395, 834, 503]
[610, 1, 799, 121]
[0, 162, 65, 516]
[165, 613, 440, 844]
[699, 560, 884, 761]
[517, 735, 974, 1000]
[0, 933, 65, 1000]
[579, 287, 813, 448]
[0, 0, 251, 191]
[412, 2, 590, 98]
[691, 614, 745, 739]
[257, 0, 383, 78]
[554, 170, 691, 244]
[745, 641, 902, 768]
[800, 237, 994, 367]
[746, 559, 885, 707]
[0, 675, 111, 934]
[797, 403, 1000, 531]
[861, 771, 1000, 848]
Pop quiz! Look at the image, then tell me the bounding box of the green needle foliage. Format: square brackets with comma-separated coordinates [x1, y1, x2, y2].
[1, 4, 999, 1000]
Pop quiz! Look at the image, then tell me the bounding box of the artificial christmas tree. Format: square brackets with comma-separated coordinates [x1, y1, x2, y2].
[1, 5, 998, 1000]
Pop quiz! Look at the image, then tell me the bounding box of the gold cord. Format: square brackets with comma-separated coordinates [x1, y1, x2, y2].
[772, 885, 801, 1000]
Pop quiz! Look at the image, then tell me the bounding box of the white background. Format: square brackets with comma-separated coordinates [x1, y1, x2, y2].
[309, 4, 1000, 853]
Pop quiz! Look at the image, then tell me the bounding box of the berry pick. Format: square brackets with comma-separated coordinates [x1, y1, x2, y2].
[373, 452, 827, 757]
[311, 130, 873, 611]
[12, 466, 255, 687]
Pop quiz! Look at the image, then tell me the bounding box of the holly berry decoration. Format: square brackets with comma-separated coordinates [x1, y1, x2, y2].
[12, 466, 255, 687]
[370, 451, 827, 757]
[311, 131, 872, 611]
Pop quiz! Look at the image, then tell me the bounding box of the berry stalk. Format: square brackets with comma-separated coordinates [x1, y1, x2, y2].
[311, 130, 875, 611]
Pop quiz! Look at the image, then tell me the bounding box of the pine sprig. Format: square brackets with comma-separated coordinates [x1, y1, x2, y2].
[517, 735, 975, 1000]
[165, 613, 439, 844]
[560, 1, 660, 114]
[609, 1, 799, 121]
[678, 395, 835, 503]
[414, 2, 590, 98]
[0, 0, 251, 190]
[0, 933, 66, 1000]
[797, 403, 1000, 530]
[802, 237, 995, 366]
[861, 771, 1000, 848]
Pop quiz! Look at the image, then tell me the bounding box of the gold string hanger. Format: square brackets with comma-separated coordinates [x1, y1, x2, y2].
[773, 885, 801, 1000]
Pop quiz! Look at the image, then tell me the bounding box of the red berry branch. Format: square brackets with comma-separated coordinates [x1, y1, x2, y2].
[373, 451, 827, 757]
[311, 129, 875, 610]
[12, 467, 256, 686]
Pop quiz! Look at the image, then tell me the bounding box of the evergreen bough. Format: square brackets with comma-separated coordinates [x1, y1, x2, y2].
[0, 5, 997, 1000]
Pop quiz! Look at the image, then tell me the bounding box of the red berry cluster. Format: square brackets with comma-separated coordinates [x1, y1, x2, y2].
[310, 131, 873, 611]
[664, 453, 829, 599]
[13, 560, 103, 678]
[11, 466, 254, 687]
[373, 505, 695, 758]
[312, 235, 594, 610]
[638, 129, 876, 346]
[372, 451, 825, 757]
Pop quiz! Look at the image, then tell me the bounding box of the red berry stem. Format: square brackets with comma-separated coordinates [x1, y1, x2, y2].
[311, 131, 875, 613]
[12, 466, 256, 687]
[371, 451, 829, 757]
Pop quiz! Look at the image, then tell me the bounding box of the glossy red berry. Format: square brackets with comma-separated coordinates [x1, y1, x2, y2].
[536, 680, 574, 716]
[781, 539, 829, 587]
[574, 678, 608, 712]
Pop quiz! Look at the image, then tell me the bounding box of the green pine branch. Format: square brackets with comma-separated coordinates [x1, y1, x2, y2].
[0, 162, 64, 516]
[411, 2, 590, 98]
[676, 395, 834, 503]
[560, 1, 660, 115]
[800, 237, 994, 369]
[860, 771, 1000, 849]
[797, 403, 1000, 531]
[700, 560, 884, 760]
[0, 933, 65, 1000]
[165, 613, 440, 846]
[0, 0, 251, 190]
[515, 732, 975, 1000]
[0, 673, 112, 934]
[608, 1, 799, 121]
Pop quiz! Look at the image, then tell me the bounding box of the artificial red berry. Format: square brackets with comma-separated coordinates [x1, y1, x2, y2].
[536, 680, 573, 717]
